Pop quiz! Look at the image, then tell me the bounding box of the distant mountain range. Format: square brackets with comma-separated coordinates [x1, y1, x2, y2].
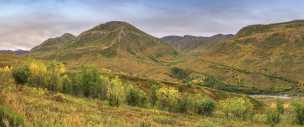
[0, 49, 29, 55]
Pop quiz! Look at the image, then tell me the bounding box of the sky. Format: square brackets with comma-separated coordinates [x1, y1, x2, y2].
[1, 0, 304, 50]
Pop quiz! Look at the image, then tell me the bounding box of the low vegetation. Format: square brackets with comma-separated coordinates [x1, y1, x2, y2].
[1, 61, 304, 127]
[0, 105, 24, 127]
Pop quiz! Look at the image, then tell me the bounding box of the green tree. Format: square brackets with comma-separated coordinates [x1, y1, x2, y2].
[148, 84, 160, 107]
[126, 86, 147, 107]
[197, 97, 215, 116]
[156, 87, 180, 111]
[170, 67, 189, 80]
[12, 65, 30, 84]
[291, 101, 304, 125]
[46, 62, 66, 92]
[107, 76, 126, 107]
[61, 74, 74, 94]
[77, 66, 103, 98]
[176, 95, 192, 113]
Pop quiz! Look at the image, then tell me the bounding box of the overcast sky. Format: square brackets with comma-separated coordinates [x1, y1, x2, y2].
[1, 0, 304, 50]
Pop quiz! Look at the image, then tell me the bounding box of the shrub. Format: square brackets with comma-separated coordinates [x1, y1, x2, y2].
[291, 101, 304, 125]
[265, 110, 280, 127]
[107, 76, 126, 107]
[219, 97, 254, 120]
[12, 65, 30, 84]
[170, 67, 189, 80]
[197, 97, 215, 116]
[126, 86, 147, 107]
[156, 87, 180, 111]
[0, 105, 24, 127]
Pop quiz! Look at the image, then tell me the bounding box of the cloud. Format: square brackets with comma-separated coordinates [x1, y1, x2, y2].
[0, 0, 304, 50]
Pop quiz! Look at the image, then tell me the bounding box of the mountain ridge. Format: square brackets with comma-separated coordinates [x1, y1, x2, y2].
[161, 34, 233, 51]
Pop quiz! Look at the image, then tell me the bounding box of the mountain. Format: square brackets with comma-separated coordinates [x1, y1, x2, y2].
[211, 20, 304, 80]
[161, 34, 233, 51]
[29, 20, 304, 95]
[32, 33, 76, 52]
[177, 20, 304, 94]
[31, 21, 178, 80]
[0, 49, 29, 55]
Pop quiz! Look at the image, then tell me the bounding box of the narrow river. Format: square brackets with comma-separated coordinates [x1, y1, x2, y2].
[249, 94, 291, 99]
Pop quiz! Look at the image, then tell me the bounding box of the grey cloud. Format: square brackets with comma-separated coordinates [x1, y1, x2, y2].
[1, 0, 304, 50]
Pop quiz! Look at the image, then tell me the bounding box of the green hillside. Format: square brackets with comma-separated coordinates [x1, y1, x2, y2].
[179, 20, 304, 95]
[31, 21, 178, 81]
[2, 20, 304, 127]
[29, 20, 304, 95]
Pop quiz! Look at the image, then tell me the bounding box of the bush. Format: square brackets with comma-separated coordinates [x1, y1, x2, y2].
[156, 87, 180, 111]
[12, 65, 30, 84]
[291, 101, 304, 125]
[197, 97, 215, 116]
[170, 67, 189, 80]
[126, 86, 147, 107]
[0, 105, 24, 127]
[219, 97, 254, 120]
[107, 76, 126, 107]
[265, 110, 280, 127]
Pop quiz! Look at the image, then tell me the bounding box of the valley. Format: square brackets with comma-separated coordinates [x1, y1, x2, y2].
[1, 20, 304, 127]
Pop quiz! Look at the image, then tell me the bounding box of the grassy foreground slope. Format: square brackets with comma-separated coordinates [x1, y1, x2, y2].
[1, 74, 303, 127]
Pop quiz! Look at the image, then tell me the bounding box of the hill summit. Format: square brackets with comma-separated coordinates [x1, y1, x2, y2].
[32, 21, 176, 59]
[31, 21, 177, 79]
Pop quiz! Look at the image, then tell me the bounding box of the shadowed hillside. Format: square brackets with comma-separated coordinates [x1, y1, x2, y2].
[161, 34, 233, 52]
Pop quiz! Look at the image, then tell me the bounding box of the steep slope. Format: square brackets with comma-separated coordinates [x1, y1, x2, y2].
[161, 34, 233, 51]
[31, 21, 178, 80]
[178, 20, 304, 94]
[212, 20, 304, 81]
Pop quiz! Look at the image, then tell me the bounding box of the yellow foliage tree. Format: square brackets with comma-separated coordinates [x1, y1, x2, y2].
[156, 87, 181, 111]
[0, 66, 12, 83]
[28, 61, 48, 87]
